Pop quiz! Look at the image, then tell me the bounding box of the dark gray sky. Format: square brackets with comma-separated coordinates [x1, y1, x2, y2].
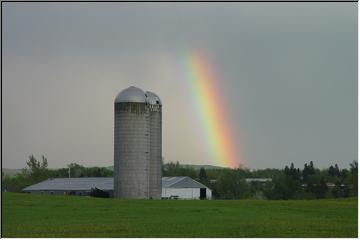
[3, 3, 357, 169]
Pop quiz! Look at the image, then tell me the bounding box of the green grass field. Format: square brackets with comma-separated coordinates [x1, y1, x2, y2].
[2, 192, 358, 237]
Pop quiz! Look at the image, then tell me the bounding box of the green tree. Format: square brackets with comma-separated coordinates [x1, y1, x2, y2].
[24, 155, 49, 183]
[328, 165, 336, 177]
[162, 161, 197, 178]
[199, 167, 208, 181]
[332, 180, 349, 198]
[314, 177, 328, 199]
[68, 163, 86, 177]
[334, 164, 340, 177]
[2, 174, 30, 192]
[213, 169, 251, 199]
[349, 160, 358, 196]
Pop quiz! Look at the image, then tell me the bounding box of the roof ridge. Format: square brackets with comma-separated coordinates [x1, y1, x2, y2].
[188, 177, 208, 189]
[167, 176, 187, 187]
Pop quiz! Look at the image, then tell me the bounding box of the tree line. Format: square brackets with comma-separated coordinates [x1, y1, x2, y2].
[163, 161, 357, 199]
[2, 155, 358, 200]
[2, 155, 112, 192]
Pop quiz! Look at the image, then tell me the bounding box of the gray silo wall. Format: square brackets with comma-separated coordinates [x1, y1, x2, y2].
[149, 105, 162, 199]
[114, 102, 150, 198]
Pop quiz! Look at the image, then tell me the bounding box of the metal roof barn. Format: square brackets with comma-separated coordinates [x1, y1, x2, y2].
[22, 178, 113, 192]
[162, 176, 208, 188]
[162, 176, 212, 200]
[22, 177, 212, 200]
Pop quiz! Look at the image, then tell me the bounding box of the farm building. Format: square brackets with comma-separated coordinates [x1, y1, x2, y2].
[22, 178, 113, 197]
[162, 176, 211, 200]
[22, 176, 212, 200]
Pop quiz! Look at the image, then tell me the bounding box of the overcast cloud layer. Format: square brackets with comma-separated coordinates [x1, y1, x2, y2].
[3, 3, 357, 169]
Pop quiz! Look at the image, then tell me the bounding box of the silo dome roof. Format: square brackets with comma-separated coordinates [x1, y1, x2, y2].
[115, 86, 146, 103]
[145, 91, 162, 105]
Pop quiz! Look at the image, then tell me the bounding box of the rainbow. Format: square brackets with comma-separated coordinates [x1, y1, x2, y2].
[184, 51, 240, 168]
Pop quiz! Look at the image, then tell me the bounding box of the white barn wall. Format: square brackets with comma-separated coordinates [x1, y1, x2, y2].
[162, 188, 212, 200]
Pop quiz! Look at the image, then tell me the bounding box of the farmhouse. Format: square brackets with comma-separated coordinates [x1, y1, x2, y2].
[22, 176, 212, 200]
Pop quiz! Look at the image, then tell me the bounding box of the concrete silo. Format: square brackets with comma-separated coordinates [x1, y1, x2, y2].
[114, 86, 150, 198]
[114, 86, 162, 199]
[145, 91, 162, 199]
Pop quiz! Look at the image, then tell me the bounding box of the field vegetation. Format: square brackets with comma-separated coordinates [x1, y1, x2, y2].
[3, 192, 357, 237]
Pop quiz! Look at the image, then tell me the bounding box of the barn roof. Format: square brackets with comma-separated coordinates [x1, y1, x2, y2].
[22, 177, 113, 192]
[22, 176, 210, 192]
[162, 176, 209, 189]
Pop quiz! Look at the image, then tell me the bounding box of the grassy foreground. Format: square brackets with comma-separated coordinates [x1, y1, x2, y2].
[2, 192, 358, 237]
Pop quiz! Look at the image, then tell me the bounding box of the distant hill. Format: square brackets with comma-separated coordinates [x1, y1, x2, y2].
[179, 164, 225, 170]
[106, 164, 224, 171]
